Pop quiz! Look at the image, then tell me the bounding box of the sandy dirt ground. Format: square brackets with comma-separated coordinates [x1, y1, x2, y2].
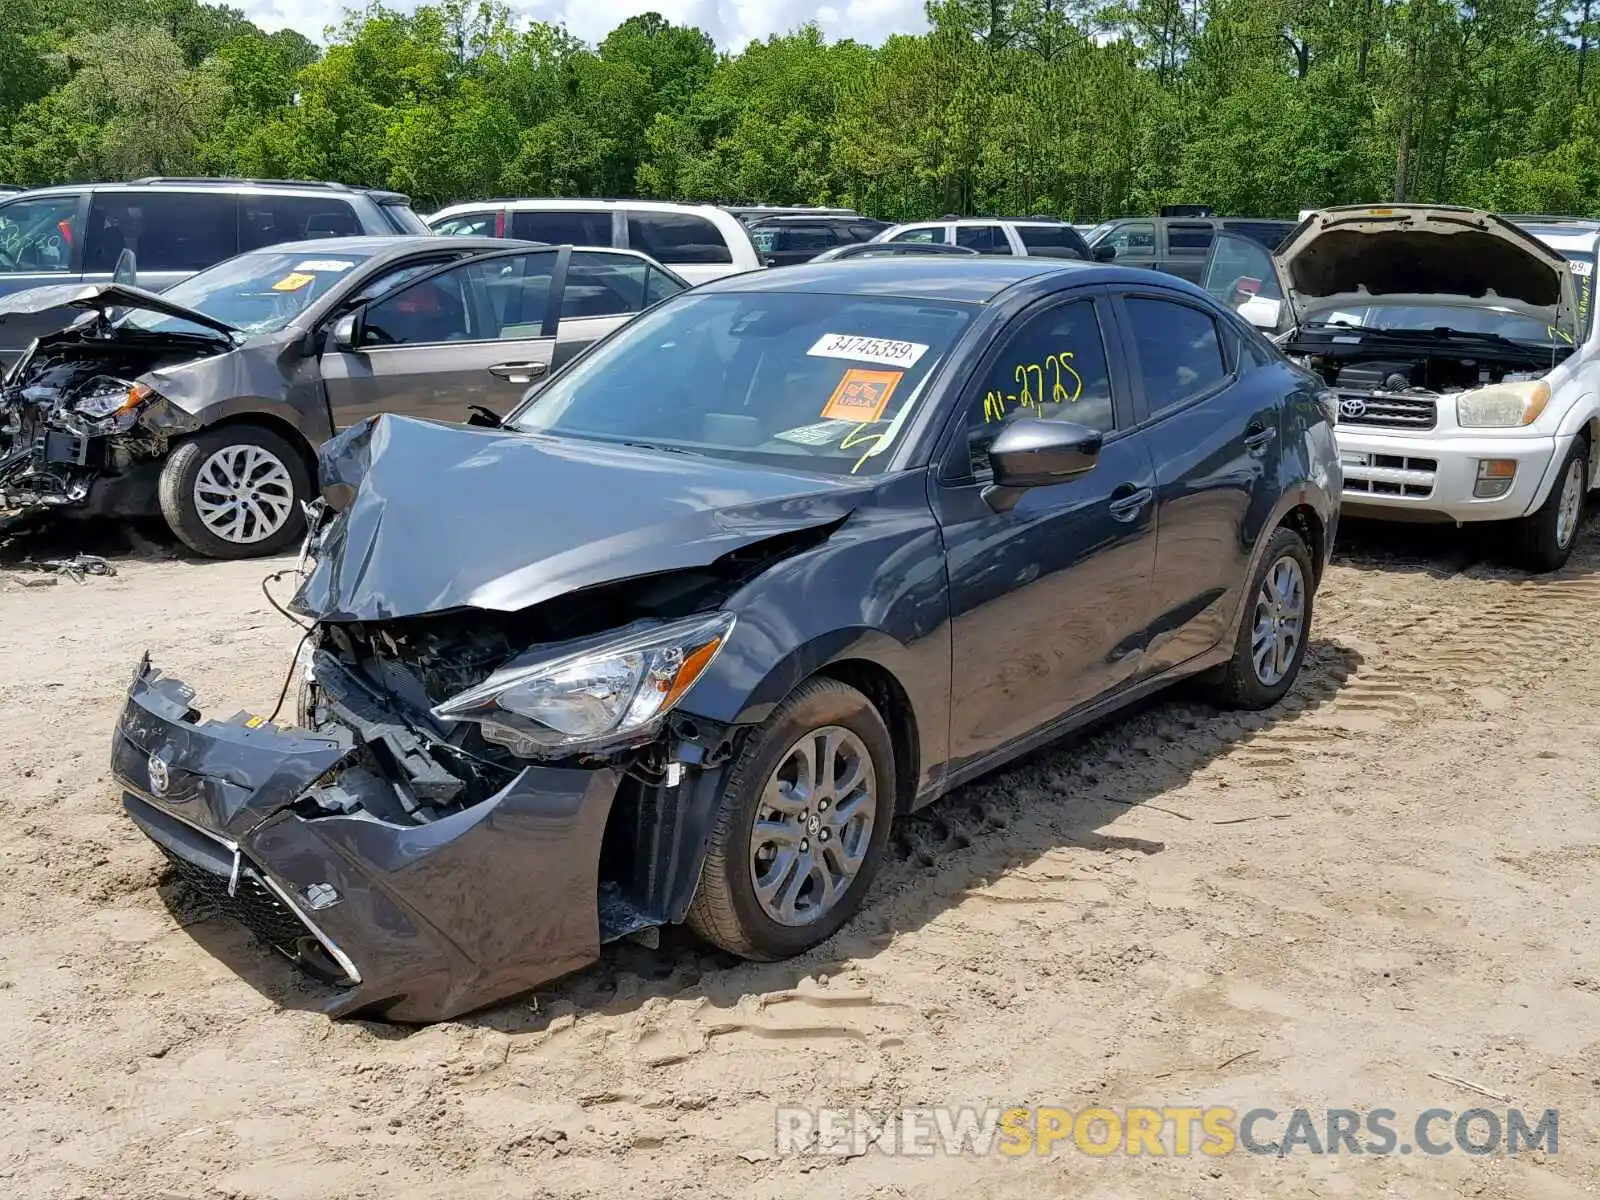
[2, 518, 1598, 1200]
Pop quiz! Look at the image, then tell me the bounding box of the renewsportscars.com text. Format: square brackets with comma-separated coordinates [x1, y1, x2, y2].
[774, 1105, 1559, 1158]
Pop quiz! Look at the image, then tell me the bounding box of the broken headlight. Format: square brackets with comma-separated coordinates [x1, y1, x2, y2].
[1456, 379, 1551, 428]
[431, 611, 735, 756]
[72, 377, 152, 423]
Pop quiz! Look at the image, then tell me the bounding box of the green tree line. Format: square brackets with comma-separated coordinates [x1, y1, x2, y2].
[2, 0, 1599, 220]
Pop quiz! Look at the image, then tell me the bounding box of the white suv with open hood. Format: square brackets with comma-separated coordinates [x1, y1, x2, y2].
[1202, 205, 1598, 570]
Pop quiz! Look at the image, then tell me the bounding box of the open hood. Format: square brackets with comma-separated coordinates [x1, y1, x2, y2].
[1272, 205, 1579, 334]
[292, 414, 866, 623]
[0, 283, 238, 341]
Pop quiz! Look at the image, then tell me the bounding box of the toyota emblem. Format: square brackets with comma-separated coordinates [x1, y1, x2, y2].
[1338, 396, 1367, 419]
[147, 752, 170, 796]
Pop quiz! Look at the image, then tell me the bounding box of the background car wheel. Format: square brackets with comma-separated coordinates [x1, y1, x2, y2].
[687, 677, 896, 960]
[1209, 525, 1315, 711]
[1511, 435, 1587, 573]
[159, 424, 310, 560]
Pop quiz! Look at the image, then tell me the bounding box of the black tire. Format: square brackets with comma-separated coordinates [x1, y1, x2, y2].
[158, 424, 310, 560]
[686, 677, 896, 960]
[1511, 435, 1587, 573]
[1209, 525, 1315, 710]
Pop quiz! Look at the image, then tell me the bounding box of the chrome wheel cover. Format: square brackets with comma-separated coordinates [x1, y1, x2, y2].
[1251, 555, 1306, 687]
[749, 725, 877, 927]
[193, 443, 295, 544]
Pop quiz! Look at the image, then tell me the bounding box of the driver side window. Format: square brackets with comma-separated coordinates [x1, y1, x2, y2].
[962, 297, 1115, 478]
[359, 252, 556, 346]
[0, 195, 79, 274]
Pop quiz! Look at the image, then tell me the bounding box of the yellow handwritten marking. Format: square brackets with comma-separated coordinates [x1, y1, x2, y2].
[840, 421, 887, 474]
[987, 351, 1086, 422]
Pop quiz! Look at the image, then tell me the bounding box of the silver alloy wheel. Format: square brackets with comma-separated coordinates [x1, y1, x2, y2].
[1556, 456, 1585, 549]
[749, 725, 877, 927]
[1250, 555, 1306, 687]
[193, 443, 296, 545]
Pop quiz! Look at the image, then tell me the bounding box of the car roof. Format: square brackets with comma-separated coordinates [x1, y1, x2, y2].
[5, 178, 398, 200]
[233, 234, 493, 257]
[431, 198, 730, 218]
[697, 257, 1146, 303]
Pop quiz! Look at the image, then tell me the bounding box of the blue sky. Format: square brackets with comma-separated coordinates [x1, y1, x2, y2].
[236, 0, 932, 51]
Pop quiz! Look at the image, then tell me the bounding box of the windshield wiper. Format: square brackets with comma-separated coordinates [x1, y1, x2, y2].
[1303, 323, 1556, 354]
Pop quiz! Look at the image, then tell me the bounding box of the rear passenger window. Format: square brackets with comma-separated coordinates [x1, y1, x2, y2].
[1124, 297, 1227, 414]
[1166, 222, 1216, 255]
[644, 266, 683, 307]
[432, 211, 499, 237]
[239, 195, 360, 252]
[778, 224, 838, 253]
[562, 251, 648, 318]
[955, 225, 1013, 255]
[961, 298, 1115, 477]
[626, 211, 732, 265]
[87, 192, 238, 272]
[1016, 224, 1087, 259]
[510, 210, 612, 246]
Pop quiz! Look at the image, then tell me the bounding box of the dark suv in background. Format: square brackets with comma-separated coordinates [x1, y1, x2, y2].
[0, 178, 429, 365]
[746, 213, 889, 266]
[1085, 215, 1297, 283]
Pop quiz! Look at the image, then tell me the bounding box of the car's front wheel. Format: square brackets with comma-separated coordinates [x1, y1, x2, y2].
[1511, 435, 1587, 573]
[1209, 524, 1315, 710]
[159, 424, 310, 559]
[687, 677, 896, 960]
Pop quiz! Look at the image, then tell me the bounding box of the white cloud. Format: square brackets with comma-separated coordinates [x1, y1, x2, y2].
[237, 0, 929, 51]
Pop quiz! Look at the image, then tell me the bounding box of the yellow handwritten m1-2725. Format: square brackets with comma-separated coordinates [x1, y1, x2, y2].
[984, 351, 1084, 423]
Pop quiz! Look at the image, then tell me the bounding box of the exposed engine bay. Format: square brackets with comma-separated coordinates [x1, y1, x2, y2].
[0, 320, 216, 530]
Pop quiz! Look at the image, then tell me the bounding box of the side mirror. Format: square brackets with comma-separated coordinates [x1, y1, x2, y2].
[982, 417, 1102, 511]
[330, 313, 359, 351]
[1093, 243, 1117, 262]
[1237, 295, 1284, 331]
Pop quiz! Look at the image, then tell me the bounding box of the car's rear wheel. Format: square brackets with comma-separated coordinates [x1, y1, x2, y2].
[159, 424, 310, 559]
[1209, 525, 1314, 710]
[1511, 435, 1587, 573]
[687, 677, 895, 960]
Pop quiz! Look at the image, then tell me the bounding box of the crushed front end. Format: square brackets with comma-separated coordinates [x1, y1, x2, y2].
[0, 315, 216, 532]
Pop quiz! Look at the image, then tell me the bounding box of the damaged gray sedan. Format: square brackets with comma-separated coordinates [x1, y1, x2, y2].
[0, 236, 686, 554]
[109, 258, 1339, 1022]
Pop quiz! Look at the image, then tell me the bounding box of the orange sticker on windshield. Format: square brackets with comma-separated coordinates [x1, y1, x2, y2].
[272, 272, 315, 292]
[822, 368, 901, 423]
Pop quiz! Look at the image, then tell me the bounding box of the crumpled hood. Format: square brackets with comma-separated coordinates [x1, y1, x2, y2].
[0, 282, 237, 341]
[291, 414, 868, 623]
[1274, 205, 1578, 333]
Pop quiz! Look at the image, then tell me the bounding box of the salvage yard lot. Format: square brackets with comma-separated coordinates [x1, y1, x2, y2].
[2, 522, 1598, 1199]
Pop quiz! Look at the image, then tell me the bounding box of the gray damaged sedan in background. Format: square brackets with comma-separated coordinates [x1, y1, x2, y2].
[0, 235, 686, 555]
[108, 257, 1340, 1023]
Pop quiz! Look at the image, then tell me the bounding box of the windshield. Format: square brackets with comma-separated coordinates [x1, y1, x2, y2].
[509, 290, 975, 475]
[121, 249, 373, 336]
[1306, 301, 1565, 345]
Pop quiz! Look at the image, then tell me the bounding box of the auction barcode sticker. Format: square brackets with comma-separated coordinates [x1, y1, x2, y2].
[808, 333, 928, 368]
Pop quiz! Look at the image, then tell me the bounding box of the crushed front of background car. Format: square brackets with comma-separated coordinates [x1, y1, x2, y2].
[0, 307, 216, 532]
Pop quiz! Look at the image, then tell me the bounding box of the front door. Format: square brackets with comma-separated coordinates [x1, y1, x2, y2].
[1110, 288, 1285, 674]
[933, 290, 1159, 768]
[319, 247, 568, 429]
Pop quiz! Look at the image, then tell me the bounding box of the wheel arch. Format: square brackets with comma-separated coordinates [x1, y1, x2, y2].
[192, 408, 320, 480]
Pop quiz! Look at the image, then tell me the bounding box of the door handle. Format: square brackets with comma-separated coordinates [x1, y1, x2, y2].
[488, 361, 548, 384]
[1245, 424, 1276, 452]
[1107, 485, 1154, 521]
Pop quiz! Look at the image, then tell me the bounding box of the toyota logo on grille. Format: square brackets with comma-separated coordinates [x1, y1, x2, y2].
[1338, 396, 1367, 419]
[147, 752, 170, 796]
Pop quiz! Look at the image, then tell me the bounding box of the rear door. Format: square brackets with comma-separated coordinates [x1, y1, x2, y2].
[318, 246, 570, 428]
[81, 190, 239, 293]
[553, 250, 686, 368]
[1159, 221, 1217, 282]
[1108, 286, 1284, 676]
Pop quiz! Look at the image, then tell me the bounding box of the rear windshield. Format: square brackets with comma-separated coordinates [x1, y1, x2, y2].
[510, 290, 975, 475]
